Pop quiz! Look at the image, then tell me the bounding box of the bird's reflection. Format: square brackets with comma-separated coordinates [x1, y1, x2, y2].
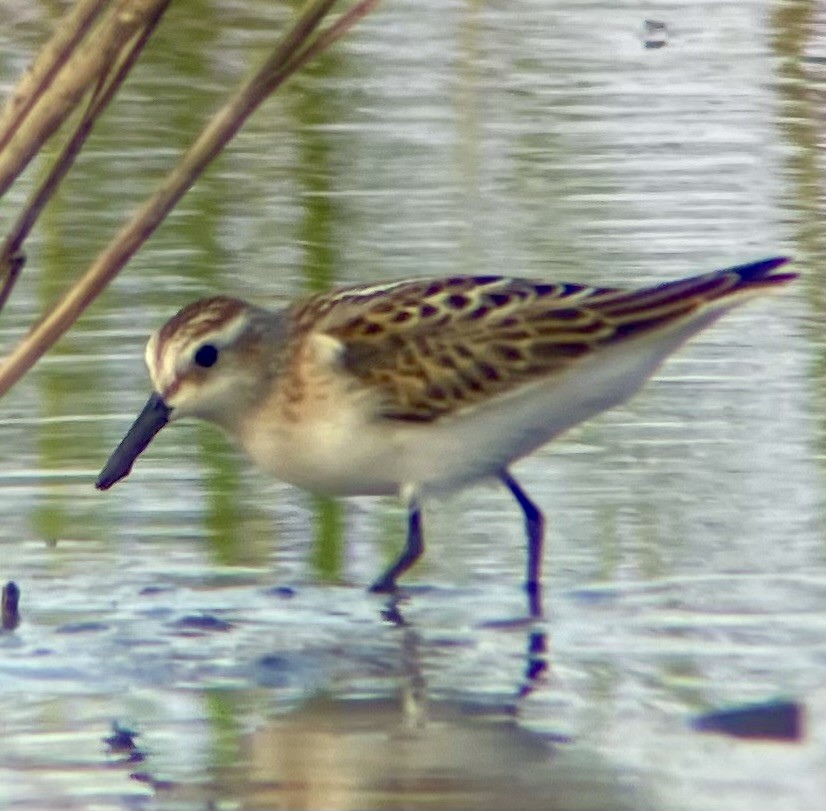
[379, 595, 551, 717]
[516, 629, 550, 703]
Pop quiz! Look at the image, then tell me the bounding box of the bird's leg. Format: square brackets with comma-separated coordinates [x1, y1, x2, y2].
[369, 497, 424, 593]
[501, 471, 545, 617]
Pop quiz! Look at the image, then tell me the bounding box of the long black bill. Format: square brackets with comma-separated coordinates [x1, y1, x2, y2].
[96, 392, 171, 491]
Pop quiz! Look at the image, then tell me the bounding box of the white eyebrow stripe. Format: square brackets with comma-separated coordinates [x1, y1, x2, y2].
[144, 308, 251, 395]
[184, 310, 248, 359]
[144, 331, 167, 392]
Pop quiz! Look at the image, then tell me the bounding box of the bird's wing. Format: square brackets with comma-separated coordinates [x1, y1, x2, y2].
[289, 259, 792, 422]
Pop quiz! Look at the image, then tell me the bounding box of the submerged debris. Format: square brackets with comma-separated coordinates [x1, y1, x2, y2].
[643, 19, 668, 49]
[2, 581, 20, 631]
[104, 721, 144, 764]
[693, 699, 803, 742]
[171, 613, 234, 633]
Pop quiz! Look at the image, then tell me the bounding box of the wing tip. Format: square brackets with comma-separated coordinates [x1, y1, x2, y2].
[729, 256, 797, 287]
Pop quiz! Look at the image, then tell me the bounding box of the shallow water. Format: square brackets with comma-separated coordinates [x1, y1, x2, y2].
[1, 1, 825, 809]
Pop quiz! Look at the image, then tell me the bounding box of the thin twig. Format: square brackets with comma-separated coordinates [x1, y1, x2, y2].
[0, 253, 26, 316]
[0, 0, 167, 201]
[0, 0, 109, 155]
[0, 0, 381, 398]
[0, 3, 170, 314]
[275, 0, 382, 91]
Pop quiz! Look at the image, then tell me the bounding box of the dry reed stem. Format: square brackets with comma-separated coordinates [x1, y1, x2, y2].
[0, 0, 380, 398]
[0, 1, 170, 314]
[0, 0, 167, 200]
[0, 0, 109, 154]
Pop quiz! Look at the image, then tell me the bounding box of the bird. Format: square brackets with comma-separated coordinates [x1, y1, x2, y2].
[96, 256, 796, 617]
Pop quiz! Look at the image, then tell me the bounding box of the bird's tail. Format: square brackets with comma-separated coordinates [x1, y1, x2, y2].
[588, 256, 795, 324]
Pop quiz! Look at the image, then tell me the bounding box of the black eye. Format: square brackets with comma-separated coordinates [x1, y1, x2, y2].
[193, 343, 219, 368]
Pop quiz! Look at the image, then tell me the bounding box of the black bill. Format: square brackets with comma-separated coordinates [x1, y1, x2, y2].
[96, 392, 171, 490]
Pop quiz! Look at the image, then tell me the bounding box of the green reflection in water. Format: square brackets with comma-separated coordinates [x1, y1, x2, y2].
[375, 505, 408, 583]
[770, 0, 825, 281]
[197, 426, 248, 565]
[310, 493, 344, 580]
[32, 143, 109, 545]
[595, 505, 618, 581]
[204, 689, 244, 772]
[455, 4, 484, 269]
[637, 503, 665, 582]
[290, 56, 346, 582]
[770, 0, 826, 552]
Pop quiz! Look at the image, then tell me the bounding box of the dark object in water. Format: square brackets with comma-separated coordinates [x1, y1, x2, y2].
[55, 621, 109, 634]
[104, 722, 145, 765]
[2, 581, 20, 631]
[693, 699, 803, 742]
[172, 613, 234, 633]
[644, 19, 668, 49]
[105, 722, 140, 753]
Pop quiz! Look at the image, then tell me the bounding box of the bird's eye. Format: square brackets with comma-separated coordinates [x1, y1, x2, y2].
[193, 343, 219, 368]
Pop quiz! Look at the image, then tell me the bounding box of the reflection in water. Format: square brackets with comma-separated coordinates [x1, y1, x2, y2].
[770, 1, 826, 486]
[518, 629, 550, 703]
[220, 608, 626, 811]
[237, 692, 635, 811]
[381, 597, 550, 720]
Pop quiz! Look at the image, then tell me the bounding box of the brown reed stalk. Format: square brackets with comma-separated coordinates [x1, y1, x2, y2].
[0, 0, 170, 314]
[0, 0, 380, 399]
[0, 0, 108, 156]
[0, 0, 167, 200]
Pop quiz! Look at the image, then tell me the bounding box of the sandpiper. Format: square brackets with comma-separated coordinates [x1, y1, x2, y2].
[97, 256, 795, 616]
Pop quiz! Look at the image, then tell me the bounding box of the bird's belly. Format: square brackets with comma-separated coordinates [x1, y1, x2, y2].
[239, 411, 405, 497]
[239, 411, 521, 499]
[238, 406, 503, 498]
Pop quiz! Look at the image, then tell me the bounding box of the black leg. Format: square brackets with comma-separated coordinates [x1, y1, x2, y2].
[500, 471, 545, 617]
[369, 501, 424, 593]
